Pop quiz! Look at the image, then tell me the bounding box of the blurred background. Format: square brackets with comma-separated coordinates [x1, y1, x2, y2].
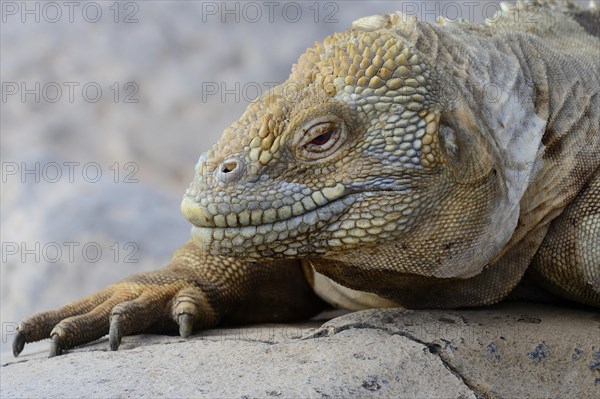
[1, 0, 502, 357]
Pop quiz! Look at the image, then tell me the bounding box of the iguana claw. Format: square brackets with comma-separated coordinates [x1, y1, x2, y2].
[48, 335, 64, 358]
[109, 314, 123, 351]
[178, 313, 194, 338]
[12, 331, 25, 357]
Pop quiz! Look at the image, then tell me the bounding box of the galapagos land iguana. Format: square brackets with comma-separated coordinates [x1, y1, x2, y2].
[13, 0, 600, 358]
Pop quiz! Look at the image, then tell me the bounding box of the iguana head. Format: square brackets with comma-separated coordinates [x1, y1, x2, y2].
[181, 14, 505, 278]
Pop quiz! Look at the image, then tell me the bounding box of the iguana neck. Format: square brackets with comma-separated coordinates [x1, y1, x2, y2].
[390, 10, 599, 261]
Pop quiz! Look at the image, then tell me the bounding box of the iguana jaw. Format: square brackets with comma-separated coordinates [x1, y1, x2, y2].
[185, 192, 355, 258]
[182, 184, 414, 259]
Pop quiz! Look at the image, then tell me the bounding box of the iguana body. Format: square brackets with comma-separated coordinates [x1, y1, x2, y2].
[14, 0, 599, 357]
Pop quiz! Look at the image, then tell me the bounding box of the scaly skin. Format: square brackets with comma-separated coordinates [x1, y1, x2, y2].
[14, 0, 599, 357]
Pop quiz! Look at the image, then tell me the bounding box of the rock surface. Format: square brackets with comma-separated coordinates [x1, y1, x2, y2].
[2, 303, 598, 398]
[2, 2, 596, 398]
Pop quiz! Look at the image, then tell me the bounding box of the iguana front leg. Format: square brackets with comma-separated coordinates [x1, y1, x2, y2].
[13, 241, 324, 357]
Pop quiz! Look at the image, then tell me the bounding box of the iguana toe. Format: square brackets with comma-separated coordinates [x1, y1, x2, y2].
[172, 286, 215, 338]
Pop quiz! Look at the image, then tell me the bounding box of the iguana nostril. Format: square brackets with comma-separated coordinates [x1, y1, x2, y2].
[216, 158, 243, 183]
[221, 160, 238, 173]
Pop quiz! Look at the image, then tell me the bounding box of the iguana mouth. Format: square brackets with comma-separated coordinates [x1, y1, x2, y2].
[188, 193, 357, 255]
[181, 183, 348, 229]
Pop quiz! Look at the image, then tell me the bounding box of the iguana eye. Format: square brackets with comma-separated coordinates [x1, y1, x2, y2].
[310, 130, 334, 146]
[299, 121, 345, 160]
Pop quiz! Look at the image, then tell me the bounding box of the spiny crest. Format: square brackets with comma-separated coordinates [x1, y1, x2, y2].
[527, 0, 588, 11]
[485, 0, 590, 27]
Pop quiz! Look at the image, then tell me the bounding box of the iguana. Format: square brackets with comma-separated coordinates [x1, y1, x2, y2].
[13, 0, 599, 358]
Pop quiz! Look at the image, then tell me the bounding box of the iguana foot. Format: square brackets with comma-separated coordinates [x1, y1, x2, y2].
[14, 242, 323, 358]
[13, 274, 215, 357]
